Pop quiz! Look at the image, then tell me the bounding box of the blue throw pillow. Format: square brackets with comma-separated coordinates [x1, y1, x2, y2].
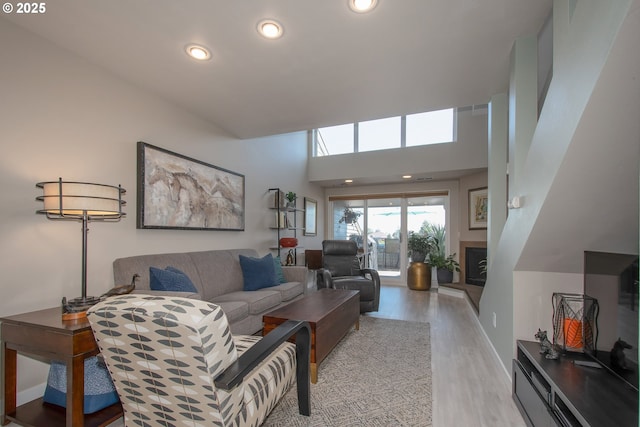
[274, 256, 287, 284]
[239, 253, 279, 291]
[149, 266, 197, 293]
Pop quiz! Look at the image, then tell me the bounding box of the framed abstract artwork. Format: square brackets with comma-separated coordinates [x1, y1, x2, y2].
[303, 197, 317, 236]
[137, 142, 245, 230]
[468, 187, 488, 230]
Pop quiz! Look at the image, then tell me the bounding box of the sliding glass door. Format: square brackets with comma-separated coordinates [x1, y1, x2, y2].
[330, 193, 447, 284]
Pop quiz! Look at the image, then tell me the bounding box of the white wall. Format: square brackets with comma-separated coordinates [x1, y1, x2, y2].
[481, 0, 638, 370]
[0, 19, 323, 395]
[308, 109, 488, 184]
[513, 271, 583, 342]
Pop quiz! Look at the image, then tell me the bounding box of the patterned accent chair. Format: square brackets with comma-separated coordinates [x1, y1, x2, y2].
[317, 240, 381, 313]
[87, 295, 310, 426]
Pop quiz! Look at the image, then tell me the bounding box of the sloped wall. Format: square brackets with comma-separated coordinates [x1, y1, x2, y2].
[481, 0, 638, 370]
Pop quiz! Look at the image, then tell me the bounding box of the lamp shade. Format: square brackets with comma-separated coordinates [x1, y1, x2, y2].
[36, 179, 126, 219]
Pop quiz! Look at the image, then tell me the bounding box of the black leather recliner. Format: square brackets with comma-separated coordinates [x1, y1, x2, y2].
[317, 240, 380, 313]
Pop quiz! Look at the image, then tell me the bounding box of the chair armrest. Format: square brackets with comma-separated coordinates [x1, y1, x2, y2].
[214, 320, 311, 416]
[317, 268, 334, 289]
[282, 265, 308, 284]
[362, 268, 381, 311]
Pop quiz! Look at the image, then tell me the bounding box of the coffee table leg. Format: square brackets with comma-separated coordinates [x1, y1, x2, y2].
[311, 363, 318, 384]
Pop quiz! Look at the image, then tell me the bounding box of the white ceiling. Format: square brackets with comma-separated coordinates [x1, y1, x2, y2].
[4, 0, 551, 140]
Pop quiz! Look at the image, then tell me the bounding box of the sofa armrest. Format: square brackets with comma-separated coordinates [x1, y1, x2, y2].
[131, 289, 202, 300]
[282, 265, 307, 284]
[215, 320, 311, 416]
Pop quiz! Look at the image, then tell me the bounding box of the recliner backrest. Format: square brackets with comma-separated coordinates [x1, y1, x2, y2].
[322, 240, 361, 277]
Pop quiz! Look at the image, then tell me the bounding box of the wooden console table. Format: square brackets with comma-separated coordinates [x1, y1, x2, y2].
[1, 307, 123, 427]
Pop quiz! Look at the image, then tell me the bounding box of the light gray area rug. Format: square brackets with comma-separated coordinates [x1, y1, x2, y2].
[263, 316, 432, 427]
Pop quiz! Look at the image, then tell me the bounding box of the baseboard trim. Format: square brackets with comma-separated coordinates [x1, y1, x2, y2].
[0, 381, 47, 411]
[468, 302, 512, 381]
[437, 286, 465, 298]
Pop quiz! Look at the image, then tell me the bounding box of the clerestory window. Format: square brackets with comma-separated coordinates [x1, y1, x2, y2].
[314, 108, 456, 157]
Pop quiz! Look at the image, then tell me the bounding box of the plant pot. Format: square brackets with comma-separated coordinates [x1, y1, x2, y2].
[436, 268, 453, 284]
[407, 262, 431, 291]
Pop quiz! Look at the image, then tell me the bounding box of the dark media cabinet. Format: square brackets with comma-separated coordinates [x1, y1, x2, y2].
[513, 340, 638, 427]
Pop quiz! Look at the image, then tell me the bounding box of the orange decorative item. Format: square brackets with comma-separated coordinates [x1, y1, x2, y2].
[279, 237, 298, 248]
[563, 318, 583, 348]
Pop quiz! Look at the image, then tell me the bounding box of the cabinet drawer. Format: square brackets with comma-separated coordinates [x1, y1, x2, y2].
[513, 359, 558, 427]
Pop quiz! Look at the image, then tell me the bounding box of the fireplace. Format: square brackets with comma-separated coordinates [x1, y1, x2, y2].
[459, 241, 487, 287]
[465, 247, 487, 286]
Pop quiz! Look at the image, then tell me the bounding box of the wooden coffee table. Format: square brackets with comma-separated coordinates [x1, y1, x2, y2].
[262, 288, 360, 383]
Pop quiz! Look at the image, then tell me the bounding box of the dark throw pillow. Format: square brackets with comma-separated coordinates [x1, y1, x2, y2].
[149, 266, 197, 293]
[239, 253, 279, 291]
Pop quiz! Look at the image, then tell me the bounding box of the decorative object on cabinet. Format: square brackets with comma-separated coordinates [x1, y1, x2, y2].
[280, 237, 298, 248]
[137, 141, 244, 231]
[304, 197, 317, 236]
[285, 249, 295, 266]
[36, 178, 126, 319]
[551, 292, 599, 353]
[468, 187, 488, 230]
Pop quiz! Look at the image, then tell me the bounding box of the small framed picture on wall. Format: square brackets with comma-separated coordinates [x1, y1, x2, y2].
[303, 197, 317, 236]
[469, 187, 488, 230]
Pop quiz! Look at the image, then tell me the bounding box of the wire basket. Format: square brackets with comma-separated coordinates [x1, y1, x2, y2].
[552, 293, 599, 353]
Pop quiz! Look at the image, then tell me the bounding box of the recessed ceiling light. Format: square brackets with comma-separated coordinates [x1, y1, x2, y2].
[345, 179, 353, 183]
[402, 175, 412, 179]
[348, 0, 378, 13]
[257, 19, 284, 39]
[185, 44, 211, 61]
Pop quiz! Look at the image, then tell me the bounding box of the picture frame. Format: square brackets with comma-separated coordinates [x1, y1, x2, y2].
[137, 141, 245, 230]
[468, 187, 488, 230]
[303, 197, 317, 236]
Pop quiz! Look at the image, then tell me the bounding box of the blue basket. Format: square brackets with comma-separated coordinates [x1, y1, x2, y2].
[43, 356, 119, 414]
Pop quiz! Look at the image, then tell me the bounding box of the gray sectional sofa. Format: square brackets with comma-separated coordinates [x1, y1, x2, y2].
[112, 248, 307, 335]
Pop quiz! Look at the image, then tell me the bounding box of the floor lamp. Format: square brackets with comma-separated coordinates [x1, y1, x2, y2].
[36, 178, 126, 319]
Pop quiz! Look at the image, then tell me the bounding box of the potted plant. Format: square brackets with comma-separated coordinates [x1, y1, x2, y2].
[407, 232, 435, 263]
[429, 251, 460, 284]
[339, 207, 361, 225]
[285, 191, 296, 208]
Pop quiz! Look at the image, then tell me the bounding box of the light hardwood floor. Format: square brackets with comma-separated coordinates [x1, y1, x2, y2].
[368, 284, 526, 427]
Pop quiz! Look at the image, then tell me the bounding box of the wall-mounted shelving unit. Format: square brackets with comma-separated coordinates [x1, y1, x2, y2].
[268, 188, 304, 265]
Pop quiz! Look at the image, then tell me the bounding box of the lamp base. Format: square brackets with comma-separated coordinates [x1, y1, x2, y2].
[61, 296, 100, 321]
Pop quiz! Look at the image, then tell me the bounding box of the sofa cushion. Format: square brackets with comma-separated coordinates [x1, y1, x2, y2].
[212, 290, 281, 315]
[270, 282, 305, 302]
[149, 267, 198, 293]
[239, 253, 278, 291]
[212, 301, 249, 324]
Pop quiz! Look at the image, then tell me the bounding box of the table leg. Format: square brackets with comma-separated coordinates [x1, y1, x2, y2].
[67, 356, 85, 427]
[2, 347, 16, 426]
[310, 363, 317, 384]
[355, 318, 360, 331]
